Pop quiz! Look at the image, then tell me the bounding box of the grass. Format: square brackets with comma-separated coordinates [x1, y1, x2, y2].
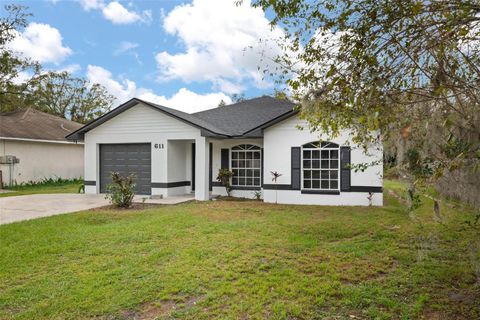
[0, 180, 479, 319]
[0, 178, 82, 198]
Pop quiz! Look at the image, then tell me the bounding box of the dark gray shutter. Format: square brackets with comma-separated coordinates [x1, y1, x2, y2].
[291, 147, 301, 190]
[209, 143, 213, 191]
[261, 148, 264, 186]
[221, 149, 229, 169]
[340, 146, 351, 191]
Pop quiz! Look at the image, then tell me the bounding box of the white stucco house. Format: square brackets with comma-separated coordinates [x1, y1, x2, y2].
[67, 96, 383, 206]
[0, 108, 84, 186]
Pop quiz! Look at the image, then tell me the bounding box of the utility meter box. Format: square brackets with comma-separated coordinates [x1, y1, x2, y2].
[0, 155, 20, 164]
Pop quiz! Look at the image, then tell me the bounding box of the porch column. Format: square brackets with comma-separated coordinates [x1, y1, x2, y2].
[195, 136, 210, 201]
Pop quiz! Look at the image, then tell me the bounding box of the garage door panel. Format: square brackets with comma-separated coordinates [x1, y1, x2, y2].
[100, 143, 151, 195]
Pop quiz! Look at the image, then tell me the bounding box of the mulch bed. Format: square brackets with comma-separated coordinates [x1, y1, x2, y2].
[90, 202, 163, 211]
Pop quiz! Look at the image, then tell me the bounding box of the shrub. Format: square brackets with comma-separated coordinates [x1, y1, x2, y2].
[105, 172, 136, 208]
[270, 171, 282, 204]
[252, 190, 262, 200]
[216, 168, 234, 197]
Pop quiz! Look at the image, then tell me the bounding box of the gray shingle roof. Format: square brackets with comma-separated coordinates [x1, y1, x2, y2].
[0, 108, 83, 141]
[192, 96, 296, 136]
[66, 96, 297, 140]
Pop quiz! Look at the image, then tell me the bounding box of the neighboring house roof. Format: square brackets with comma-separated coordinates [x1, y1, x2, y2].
[67, 96, 297, 141]
[0, 108, 83, 142]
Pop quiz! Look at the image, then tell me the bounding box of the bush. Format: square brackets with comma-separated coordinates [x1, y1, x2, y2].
[105, 172, 136, 208]
[216, 168, 234, 197]
[252, 190, 262, 200]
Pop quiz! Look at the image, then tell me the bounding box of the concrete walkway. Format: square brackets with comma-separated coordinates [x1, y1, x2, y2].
[133, 194, 195, 205]
[0, 193, 195, 225]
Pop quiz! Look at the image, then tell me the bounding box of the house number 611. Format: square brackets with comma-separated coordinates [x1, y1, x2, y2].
[154, 143, 164, 149]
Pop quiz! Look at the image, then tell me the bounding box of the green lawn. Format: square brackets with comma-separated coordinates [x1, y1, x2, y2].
[0, 181, 478, 319]
[0, 180, 82, 198]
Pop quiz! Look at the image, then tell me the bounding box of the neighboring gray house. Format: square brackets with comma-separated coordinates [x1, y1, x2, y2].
[67, 96, 383, 206]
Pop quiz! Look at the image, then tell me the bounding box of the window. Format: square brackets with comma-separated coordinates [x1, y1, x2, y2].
[302, 141, 339, 190]
[231, 144, 261, 187]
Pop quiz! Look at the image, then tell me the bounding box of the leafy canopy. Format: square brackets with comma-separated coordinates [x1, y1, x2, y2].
[253, 0, 479, 185]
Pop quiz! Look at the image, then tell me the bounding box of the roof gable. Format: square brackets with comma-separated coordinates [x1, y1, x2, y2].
[87, 102, 201, 136]
[66, 98, 230, 140]
[67, 96, 297, 141]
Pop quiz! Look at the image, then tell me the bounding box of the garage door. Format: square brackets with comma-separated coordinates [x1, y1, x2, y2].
[100, 143, 151, 195]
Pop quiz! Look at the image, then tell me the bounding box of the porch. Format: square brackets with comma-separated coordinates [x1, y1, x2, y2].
[151, 137, 263, 201]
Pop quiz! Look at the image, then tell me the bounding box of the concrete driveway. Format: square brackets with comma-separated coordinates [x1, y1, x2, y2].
[0, 194, 109, 225]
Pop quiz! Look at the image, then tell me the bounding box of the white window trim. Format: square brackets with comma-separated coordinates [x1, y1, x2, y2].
[230, 144, 262, 187]
[301, 145, 340, 191]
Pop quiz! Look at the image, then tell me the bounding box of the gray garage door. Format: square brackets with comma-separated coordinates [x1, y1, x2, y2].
[100, 143, 151, 195]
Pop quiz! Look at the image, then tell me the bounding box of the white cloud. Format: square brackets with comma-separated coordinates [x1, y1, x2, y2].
[78, 0, 104, 11]
[12, 71, 33, 85]
[139, 88, 232, 113]
[78, 0, 152, 25]
[114, 41, 142, 64]
[114, 41, 139, 55]
[213, 79, 245, 95]
[57, 64, 81, 74]
[102, 1, 152, 25]
[156, 0, 285, 94]
[86, 65, 231, 113]
[8, 23, 72, 64]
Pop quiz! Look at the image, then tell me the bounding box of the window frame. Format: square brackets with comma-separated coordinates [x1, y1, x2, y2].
[230, 144, 262, 187]
[301, 142, 340, 191]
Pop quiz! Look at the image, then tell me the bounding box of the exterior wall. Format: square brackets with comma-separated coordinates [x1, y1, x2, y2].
[263, 115, 383, 206]
[210, 138, 263, 199]
[263, 190, 381, 206]
[161, 140, 192, 196]
[83, 103, 201, 196]
[0, 139, 84, 186]
[82, 102, 383, 206]
[212, 186, 261, 199]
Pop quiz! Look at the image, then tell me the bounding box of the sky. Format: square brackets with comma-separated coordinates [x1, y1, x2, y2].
[5, 0, 287, 113]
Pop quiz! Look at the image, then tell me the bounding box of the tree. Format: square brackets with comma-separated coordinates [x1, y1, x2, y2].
[28, 71, 114, 123]
[231, 93, 246, 103]
[218, 99, 227, 107]
[273, 89, 289, 101]
[0, 4, 29, 47]
[0, 5, 41, 110]
[253, 0, 480, 209]
[0, 4, 113, 123]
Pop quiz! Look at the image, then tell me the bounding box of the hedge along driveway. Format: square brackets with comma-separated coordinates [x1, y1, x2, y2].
[0, 181, 479, 319]
[0, 180, 82, 198]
